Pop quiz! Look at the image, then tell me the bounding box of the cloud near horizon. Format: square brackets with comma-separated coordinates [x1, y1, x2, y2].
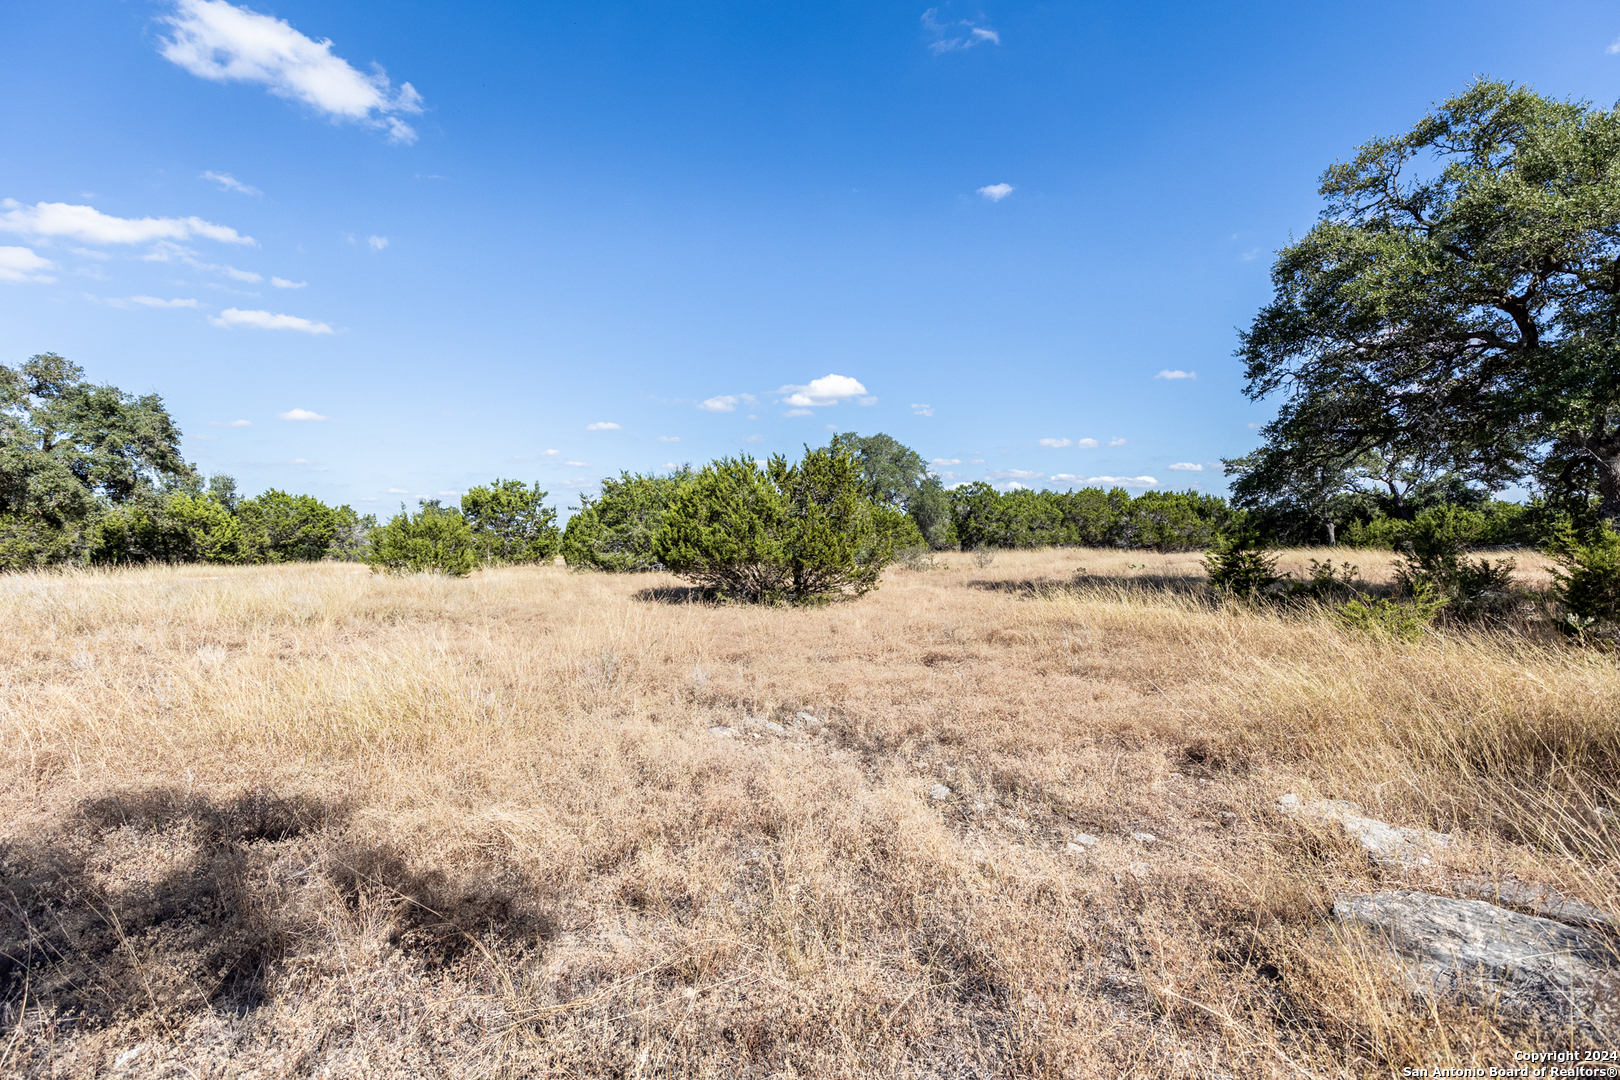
[911, 403, 934, 416]
[213, 308, 333, 333]
[1155, 369, 1196, 380]
[160, 0, 425, 143]
[1168, 462, 1203, 471]
[779, 374, 867, 408]
[586, 421, 621, 430]
[277, 408, 326, 421]
[0, 200, 253, 246]
[1088, 475, 1157, 487]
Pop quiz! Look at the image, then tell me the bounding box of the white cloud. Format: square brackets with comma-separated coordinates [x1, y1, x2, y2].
[977, 183, 1014, 202]
[0, 200, 253, 246]
[1108, 438, 1127, 447]
[922, 8, 1002, 53]
[1246, 422, 1262, 429]
[207, 419, 252, 427]
[1088, 475, 1157, 487]
[1609, 35, 1620, 54]
[586, 421, 620, 431]
[779, 373, 867, 407]
[987, 469, 1043, 482]
[213, 307, 333, 333]
[126, 295, 200, 308]
[160, 0, 425, 143]
[367, 235, 388, 250]
[201, 170, 260, 195]
[911, 403, 934, 416]
[565, 460, 588, 467]
[1155, 369, 1196, 380]
[699, 395, 739, 412]
[784, 408, 813, 417]
[141, 239, 261, 283]
[1038, 437, 1071, 448]
[0, 245, 56, 283]
[1050, 474, 1080, 482]
[657, 435, 681, 442]
[932, 458, 960, 466]
[277, 408, 327, 421]
[858, 396, 878, 406]
[222, 265, 262, 282]
[744, 434, 763, 443]
[437, 490, 460, 497]
[1076, 438, 1099, 449]
[543, 449, 560, 457]
[1168, 462, 1203, 471]
[387, 487, 409, 493]
[1002, 481, 1031, 491]
[271, 276, 306, 288]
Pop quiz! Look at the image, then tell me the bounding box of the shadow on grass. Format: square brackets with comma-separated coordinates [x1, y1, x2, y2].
[968, 573, 1211, 599]
[0, 786, 551, 1034]
[633, 583, 723, 605]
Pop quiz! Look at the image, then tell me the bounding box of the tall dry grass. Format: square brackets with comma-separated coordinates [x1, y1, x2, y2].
[0, 548, 1613, 1077]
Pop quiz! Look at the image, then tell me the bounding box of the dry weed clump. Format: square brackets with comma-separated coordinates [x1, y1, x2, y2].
[0, 549, 1614, 1077]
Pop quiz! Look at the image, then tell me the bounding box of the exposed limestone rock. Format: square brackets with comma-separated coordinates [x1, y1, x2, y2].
[1277, 794, 1449, 867]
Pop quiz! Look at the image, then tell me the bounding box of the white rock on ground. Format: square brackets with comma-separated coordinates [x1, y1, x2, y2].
[1131, 832, 1156, 844]
[1072, 833, 1099, 846]
[1454, 880, 1617, 933]
[1277, 794, 1448, 867]
[762, 721, 786, 736]
[708, 726, 737, 738]
[1334, 890, 1618, 1036]
[929, 783, 951, 801]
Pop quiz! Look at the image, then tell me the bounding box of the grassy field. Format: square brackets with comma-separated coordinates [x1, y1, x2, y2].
[0, 548, 1615, 1077]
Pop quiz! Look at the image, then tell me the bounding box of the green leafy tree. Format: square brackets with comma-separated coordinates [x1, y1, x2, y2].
[461, 479, 559, 564]
[368, 501, 478, 576]
[1235, 79, 1620, 524]
[1, 353, 191, 565]
[562, 468, 691, 571]
[654, 448, 903, 603]
[236, 490, 340, 562]
[830, 432, 954, 547]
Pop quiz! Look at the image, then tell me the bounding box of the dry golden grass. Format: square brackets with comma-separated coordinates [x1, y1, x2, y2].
[0, 547, 1615, 1077]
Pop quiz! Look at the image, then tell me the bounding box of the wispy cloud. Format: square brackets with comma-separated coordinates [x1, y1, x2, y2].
[271, 276, 306, 288]
[1088, 475, 1156, 487]
[977, 183, 1014, 202]
[586, 421, 620, 431]
[1038, 437, 1071, 448]
[911, 403, 934, 417]
[1108, 437, 1127, 446]
[1167, 462, 1203, 471]
[213, 307, 332, 333]
[367, 235, 388, 250]
[1609, 35, 1620, 54]
[1155, 369, 1196, 380]
[1077, 438, 1099, 449]
[1246, 422, 1262, 430]
[987, 469, 1043, 483]
[0, 200, 253, 246]
[160, 0, 425, 143]
[922, 8, 1002, 53]
[0, 245, 56, 283]
[201, 170, 260, 195]
[387, 487, 409, 493]
[784, 408, 813, 417]
[142, 239, 261, 283]
[743, 434, 764, 444]
[542, 449, 560, 457]
[101, 295, 200, 309]
[699, 395, 740, 412]
[277, 408, 326, 421]
[207, 419, 252, 427]
[932, 458, 960, 466]
[779, 373, 867, 408]
[657, 435, 681, 442]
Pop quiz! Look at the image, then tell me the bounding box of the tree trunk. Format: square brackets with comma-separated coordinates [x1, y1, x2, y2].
[1326, 520, 1337, 546]
[1596, 445, 1620, 525]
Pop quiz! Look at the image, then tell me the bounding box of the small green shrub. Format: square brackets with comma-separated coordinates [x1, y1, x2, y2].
[368, 502, 478, 576]
[563, 469, 690, 572]
[1287, 558, 1363, 602]
[1337, 579, 1448, 641]
[1203, 534, 1278, 597]
[1548, 523, 1620, 635]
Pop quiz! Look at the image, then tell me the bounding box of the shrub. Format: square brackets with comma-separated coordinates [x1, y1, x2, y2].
[1203, 533, 1278, 597]
[1337, 579, 1448, 641]
[461, 479, 559, 565]
[236, 490, 340, 563]
[0, 515, 78, 571]
[1548, 523, 1620, 634]
[653, 448, 902, 604]
[1391, 505, 1516, 613]
[368, 502, 478, 576]
[563, 469, 690, 572]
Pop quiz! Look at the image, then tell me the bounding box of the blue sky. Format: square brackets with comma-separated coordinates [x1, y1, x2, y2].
[3, 1, 1618, 515]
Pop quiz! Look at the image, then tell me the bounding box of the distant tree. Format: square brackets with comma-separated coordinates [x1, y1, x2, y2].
[1, 353, 191, 563]
[1234, 79, 1620, 525]
[461, 479, 559, 564]
[236, 490, 340, 562]
[368, 501, 478, 576]
[829, 431, 954, 547]
[562, 468, 691, 571]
